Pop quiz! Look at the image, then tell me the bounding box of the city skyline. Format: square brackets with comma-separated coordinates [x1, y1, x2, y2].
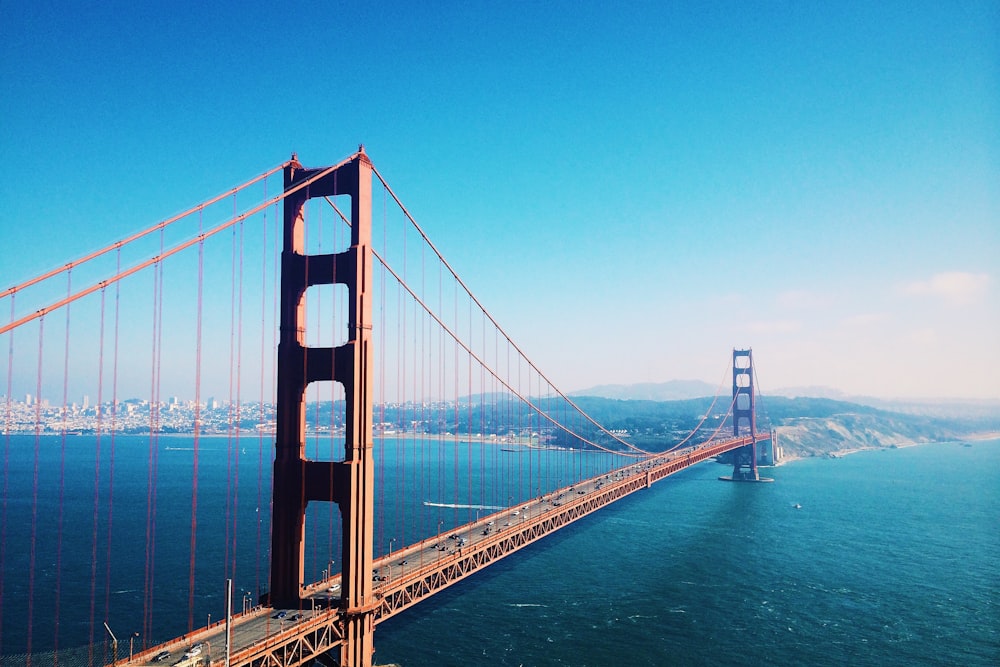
[2, 2, 997, 400]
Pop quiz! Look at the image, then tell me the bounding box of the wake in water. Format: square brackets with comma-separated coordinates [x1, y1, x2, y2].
[423, 501, 505, 510]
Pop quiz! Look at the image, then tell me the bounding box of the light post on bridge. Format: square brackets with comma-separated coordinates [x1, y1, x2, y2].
[129, 632, 139, 661]
[389, 537, 396, 555]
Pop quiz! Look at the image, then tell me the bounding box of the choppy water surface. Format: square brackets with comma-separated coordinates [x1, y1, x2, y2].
[2, 437, 997, 665]
[375, 440, 999, 666]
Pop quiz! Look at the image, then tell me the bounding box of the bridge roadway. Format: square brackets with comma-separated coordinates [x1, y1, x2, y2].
[123, 433, 768, 667]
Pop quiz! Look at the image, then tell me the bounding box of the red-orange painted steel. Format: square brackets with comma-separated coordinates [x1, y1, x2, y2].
[169, 434, 769, 667]
[269, 149, 376, 667]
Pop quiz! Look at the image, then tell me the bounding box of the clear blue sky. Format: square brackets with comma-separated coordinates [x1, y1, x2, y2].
[2, 1, 997, 400]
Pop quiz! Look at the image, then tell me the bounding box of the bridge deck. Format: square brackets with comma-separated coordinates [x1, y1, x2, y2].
[123, 434, 768, 667]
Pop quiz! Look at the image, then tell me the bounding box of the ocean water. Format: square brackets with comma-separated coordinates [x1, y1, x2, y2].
[2, 437, 998, 666]
[374, 440, 1000, 666]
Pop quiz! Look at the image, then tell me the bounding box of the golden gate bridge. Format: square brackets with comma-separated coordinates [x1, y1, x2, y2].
[1, 148, 775, 667]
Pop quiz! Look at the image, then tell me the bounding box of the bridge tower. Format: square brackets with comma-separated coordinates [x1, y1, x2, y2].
[720, 348, 771, 482]
[270, 148, 376, 667]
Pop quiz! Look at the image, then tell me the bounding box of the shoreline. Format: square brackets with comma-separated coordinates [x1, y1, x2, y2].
[772, 431, 1000, 466]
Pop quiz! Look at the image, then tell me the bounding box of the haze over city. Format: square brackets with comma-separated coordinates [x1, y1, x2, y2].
[2, 2, 997, 400]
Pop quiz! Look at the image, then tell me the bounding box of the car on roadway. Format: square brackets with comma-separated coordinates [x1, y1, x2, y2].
[273, 610, 286, 619]
[152, 651, 171, 662]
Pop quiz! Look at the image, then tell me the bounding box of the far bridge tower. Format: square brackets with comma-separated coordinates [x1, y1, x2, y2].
[719, 348, 773, 483]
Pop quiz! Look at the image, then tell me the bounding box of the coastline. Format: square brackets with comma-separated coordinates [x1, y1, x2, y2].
[773, 431, 1000, 466]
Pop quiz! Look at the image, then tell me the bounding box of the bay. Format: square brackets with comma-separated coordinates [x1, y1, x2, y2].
[2, 436, 998, 666]
[375, 440, 999, 666]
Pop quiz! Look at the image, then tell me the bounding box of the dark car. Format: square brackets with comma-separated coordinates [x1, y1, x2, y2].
[152, 651, 171, 662]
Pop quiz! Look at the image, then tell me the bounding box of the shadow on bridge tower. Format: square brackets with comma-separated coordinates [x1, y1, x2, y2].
[719, 348, 773, 483]
[269, 148, 377, 667]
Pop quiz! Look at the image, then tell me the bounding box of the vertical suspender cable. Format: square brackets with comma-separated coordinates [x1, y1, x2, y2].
[152, 227, 167, 636]
[54, 271, 72, 662]
[419, 244, 425, 548]
[188, 211, 204, 632]
[264, 194, 280, 599]
[1, 294, 13, 651]
[104, 249, 121, 647]
[231, 203, 245, 586]
[225, 204, 238, 586]
[89, 287, 105, 660]
[436, 259, 443, 535]
[26, 316, 44, 666]
[144, 250, 161, 641]
[457, 294, 463, 512]
[394, 214, 402, 550]
[465, 294, 476, 505]
[376, 187, 387, 570]
[256, 181, 269, 599]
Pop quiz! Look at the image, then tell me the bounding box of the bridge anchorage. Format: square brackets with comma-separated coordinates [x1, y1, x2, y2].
[718, 348, 774, 483]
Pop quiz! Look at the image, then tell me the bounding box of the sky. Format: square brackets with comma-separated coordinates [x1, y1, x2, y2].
[1, 1, 998, 401]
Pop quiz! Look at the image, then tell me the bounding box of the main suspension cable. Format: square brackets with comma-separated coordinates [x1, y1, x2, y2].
[0, 163, 290, 301]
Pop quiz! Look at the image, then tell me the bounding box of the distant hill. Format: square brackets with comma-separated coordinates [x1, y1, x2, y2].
[559, 394, 999, 459]
[570, 379, 717, 401]
[768, 386, 1000, 419]
[762, 396, 999, 458]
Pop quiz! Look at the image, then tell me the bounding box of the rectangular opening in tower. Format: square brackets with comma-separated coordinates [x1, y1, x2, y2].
[303, 379, 347, 462]
[303, 283, 350, 349]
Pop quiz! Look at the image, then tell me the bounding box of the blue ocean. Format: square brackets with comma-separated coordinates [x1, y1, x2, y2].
[1, 436, 997, 666]
[374, 440, 999, 666]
